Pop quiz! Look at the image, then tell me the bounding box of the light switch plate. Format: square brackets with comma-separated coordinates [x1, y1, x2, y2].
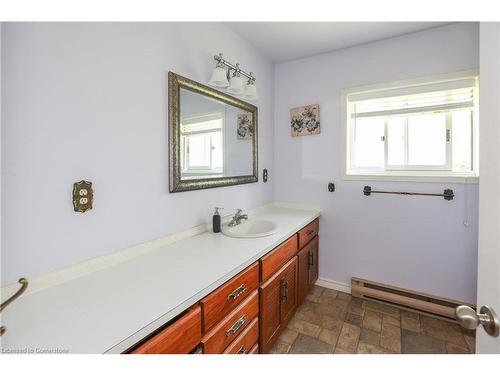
[73, 180, 93, 212]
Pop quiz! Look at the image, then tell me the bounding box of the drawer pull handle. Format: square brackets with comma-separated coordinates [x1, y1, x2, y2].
[226, 316, 246, 337]
[236, 346, 247, 354]
[227, 284, 247, 301]
[280, 279, 289, 303]
[306, 229, 315, 236]
[308, 252, 314, 267]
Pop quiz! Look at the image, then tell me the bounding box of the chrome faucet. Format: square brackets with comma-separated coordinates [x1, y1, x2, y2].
[228, 209, 248, 227]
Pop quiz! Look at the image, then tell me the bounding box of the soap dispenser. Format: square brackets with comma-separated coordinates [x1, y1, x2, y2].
[213, 207, 223, 233]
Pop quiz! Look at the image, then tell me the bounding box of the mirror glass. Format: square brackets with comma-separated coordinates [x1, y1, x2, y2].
[180, 88, 254, 180]
[169, 72, 258, 192]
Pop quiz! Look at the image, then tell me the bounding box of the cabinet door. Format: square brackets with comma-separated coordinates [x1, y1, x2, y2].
[297, 246, 310, 305]
[259, 270, 281, 353]
[280, 257, 298, 325]
[307, 236, 319, 286]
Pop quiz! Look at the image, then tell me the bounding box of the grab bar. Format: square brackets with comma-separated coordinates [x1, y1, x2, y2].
[363, 186, 454, 201]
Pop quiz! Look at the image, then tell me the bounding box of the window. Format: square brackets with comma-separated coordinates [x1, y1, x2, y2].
[343, 72, 479, 182]
[180, 111, 224, 178]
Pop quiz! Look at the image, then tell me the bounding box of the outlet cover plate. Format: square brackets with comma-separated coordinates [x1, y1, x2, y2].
[73, 180, 93, 212]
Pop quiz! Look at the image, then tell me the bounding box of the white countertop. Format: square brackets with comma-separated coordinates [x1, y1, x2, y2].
[0, 205, 320, 354]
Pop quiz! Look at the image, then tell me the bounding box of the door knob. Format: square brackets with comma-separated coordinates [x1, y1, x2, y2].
[455, 305, 499, 337]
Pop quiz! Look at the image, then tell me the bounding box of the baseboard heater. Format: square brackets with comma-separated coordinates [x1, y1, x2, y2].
[351, 277, 475, 323]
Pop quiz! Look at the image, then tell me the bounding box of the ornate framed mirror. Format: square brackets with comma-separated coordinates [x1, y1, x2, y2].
[168, 72, 258, 192]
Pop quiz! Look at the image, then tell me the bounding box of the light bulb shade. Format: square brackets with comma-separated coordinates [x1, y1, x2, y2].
[227, 75, 244, 95]
[244, 82, 258, 100]
[209, 66, 229, 87]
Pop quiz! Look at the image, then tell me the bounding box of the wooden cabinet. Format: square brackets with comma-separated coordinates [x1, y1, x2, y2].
[129, 306, 202, 354]
[200, 262, 259, 333]
[298, 235, 319, 305]
[223, 318, 259, 354]
[259, 257, 298, 353]
[260, 235, 298, 282]
[128, 217, 319, 355]
[298, 218, 319, 249]
[308, 236, 319, 285]
[297, 245, 310, 305]
[201, 290, 259, 354]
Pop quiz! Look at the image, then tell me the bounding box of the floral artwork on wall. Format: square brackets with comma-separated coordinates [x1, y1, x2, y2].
[290, 104, 320, 137]
[237, 112, 253, 140]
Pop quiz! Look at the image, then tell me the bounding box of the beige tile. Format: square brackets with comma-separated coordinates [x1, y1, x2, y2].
[269, 340, 291, 354]
[320, 317, 344, 331]
[380, 323, 401, 353]
[364, 301, 400, 318]
[357, 342, 392, 354]
[383, 314, 400, 327]
[334, 347, 352, 354]
[289, 318, 321, 338]
[345, 312, 363, 327]
[401, 329, 446, 354]
[279, 328, 299, 345]
[359, 328, 380, 346]
[464, 335, 475, 353]
[347, 298, 365, 316]
[305, 286, 325, 303]
[401, 310, 419, 320]
[401, 314, 420, 333]
[337, 292, 352, 302]
[322, 288, 339, 299]
[363, 310, 383, 332]
[336, 323, 360, 353]
[317, 288, 339, 305]
[446, 342, 469, 354]
[420, 315, 462, 332]
[314, 299, 348, 320]
[318, 327, 341, 346]
[295, 304, 324, 326]
[289, 334, 333, 354]
[420, 316, 466, 346]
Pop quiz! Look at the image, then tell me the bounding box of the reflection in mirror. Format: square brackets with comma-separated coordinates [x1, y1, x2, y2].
[180, 89, 253, 180]
[169, 72, 258, 192]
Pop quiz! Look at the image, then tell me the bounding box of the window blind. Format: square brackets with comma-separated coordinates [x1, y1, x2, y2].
[181, 111, 223, 134]
[349, 78, 476, 119]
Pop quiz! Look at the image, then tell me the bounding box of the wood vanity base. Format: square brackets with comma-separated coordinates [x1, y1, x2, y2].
[126, 218, 319, 354]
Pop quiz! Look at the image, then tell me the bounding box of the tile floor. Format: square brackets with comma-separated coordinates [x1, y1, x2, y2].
[269, 285, 475, 354]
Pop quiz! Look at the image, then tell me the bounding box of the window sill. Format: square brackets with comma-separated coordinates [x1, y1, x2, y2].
[342, 172, 479, 184]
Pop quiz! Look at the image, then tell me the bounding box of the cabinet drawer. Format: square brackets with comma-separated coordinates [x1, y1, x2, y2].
[130, 306, 202, 354]
[201, 262, 259, 333]
[201, 290, 259, 354]
[260, 235, 298, 282]
[298, 219, 319, 249]
[223, 318, 259, 354]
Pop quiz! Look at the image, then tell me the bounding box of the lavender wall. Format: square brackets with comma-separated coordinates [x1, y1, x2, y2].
[274, 23, 479, 303]
[1, 23, 274, 285]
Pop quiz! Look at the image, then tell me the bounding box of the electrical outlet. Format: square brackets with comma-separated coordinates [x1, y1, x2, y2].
[73, 180, 93, 212]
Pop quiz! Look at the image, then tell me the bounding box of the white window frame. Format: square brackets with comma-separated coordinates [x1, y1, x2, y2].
[180, 110, 226, 177]
[341, 70, 479, 183]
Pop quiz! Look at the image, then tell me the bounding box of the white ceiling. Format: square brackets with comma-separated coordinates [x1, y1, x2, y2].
[226, 22, 452, 63]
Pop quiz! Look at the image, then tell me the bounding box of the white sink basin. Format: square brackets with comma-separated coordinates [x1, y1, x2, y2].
[221, 219, 277, 238]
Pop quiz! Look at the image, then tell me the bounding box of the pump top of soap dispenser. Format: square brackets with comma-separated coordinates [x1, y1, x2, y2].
[214, 207, 223, 214]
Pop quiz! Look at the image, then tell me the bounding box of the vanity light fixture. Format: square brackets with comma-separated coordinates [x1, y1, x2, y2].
[244, 75, 258, 100]
[227, 64, 245, 95]
[208, 59, 229, 88]
[208, 53, 258, 101]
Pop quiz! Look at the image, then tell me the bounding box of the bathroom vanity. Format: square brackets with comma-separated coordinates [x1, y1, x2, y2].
[0, 205, 319, 354]
[127, 217, 319, 354]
